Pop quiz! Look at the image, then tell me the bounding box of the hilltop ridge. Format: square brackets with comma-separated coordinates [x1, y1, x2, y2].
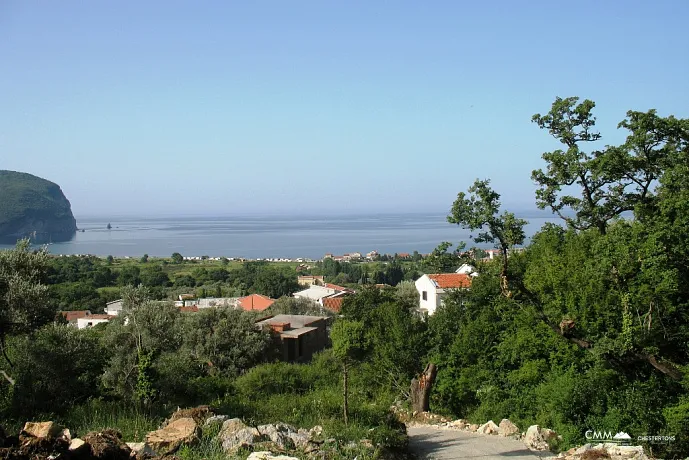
[0, 170, 77, 243]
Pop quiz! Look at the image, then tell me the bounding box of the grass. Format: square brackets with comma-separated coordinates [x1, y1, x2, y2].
[62, 400, 163, 442]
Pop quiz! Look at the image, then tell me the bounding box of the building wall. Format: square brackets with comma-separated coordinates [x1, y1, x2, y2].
[76, 318, 110, 329]
[415, 275, 439, 314]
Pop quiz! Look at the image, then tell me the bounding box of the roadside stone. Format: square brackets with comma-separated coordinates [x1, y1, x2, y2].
[219, 426, 266, 452]
[126, 442, 157, 457]
[477, 420, 499, 435]
[220, 418, 247, 436]
[246, 452, 299, 460]
[204, 415, 229, 427]
[20, 422, 69, 442]
[145, 417, 200, 455]
[574, 443, 594, 455]
[165, 405, 214, 426]
[523, 425, 550, 451]
[448, 419, 467, 430]
[467, 424, 479, 432]
[498, 419, 520, 437]
[542, 428, 562, 442]
[258, 424, 297, 450]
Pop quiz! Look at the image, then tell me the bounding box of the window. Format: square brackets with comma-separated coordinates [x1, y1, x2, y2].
[422, 291, 427, 301]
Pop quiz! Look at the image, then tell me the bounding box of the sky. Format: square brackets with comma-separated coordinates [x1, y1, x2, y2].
[1, 1, 688, 217]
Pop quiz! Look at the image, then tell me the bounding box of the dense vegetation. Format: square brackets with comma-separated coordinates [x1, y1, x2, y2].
[0, 170, 77, 242]
[0, 98, 687, 458]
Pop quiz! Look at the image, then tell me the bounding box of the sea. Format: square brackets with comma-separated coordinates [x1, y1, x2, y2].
[0, 213, 559, 259]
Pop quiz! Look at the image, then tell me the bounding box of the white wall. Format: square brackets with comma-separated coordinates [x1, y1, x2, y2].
[76, 317, 111, 329]
[415, 275, 439, 315]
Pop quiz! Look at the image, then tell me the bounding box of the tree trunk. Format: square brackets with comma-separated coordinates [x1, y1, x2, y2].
[342, 360, 349, 426]
[410, 363, 437, 413]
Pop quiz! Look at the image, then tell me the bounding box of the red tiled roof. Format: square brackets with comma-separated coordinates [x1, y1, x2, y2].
[322, 296, 344, 313]
[60, 310, 91, 322]
[86, 314, 115, 320]
[238, 294, 275, 311]
[324, 283, 349, 292]
[427, 273, 472, 289]
[179, 306, 199, 313]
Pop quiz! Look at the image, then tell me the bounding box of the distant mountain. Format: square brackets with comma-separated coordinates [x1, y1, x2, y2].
[0, 170, 77, 244]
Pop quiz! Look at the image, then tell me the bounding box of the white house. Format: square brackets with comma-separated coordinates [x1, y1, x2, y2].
[415, 273, 472, 315]
[294, 285, 338, 302]
[105, 299, 123, 316]
[76, 314, 115, 329]
[456, 263, 479, 277]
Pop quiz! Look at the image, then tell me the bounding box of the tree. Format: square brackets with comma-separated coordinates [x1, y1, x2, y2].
[106, 255, 114, 265]
[140, 254, 149, 263]
[448, 179, 526, 296]
[531, 97, 687, 234]
[171, 252, 184, 264]
[0, 240, 52, 380]
[331, 319, 367, 426]
[422, 242, 462, 274]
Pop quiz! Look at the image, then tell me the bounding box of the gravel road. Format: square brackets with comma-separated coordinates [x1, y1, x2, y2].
[408, 425, 551, 460]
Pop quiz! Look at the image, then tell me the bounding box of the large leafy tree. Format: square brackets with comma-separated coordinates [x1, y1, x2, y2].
[531, 97, 688, 233]
[448, 179, 526, 296]
[0, 240, 52, 380]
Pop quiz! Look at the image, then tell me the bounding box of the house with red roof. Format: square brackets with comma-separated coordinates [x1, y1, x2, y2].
[415, 273, 472, 315]
[237, 294, 275, 312]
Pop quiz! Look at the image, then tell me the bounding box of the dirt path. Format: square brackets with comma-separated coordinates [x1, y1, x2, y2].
[407, 425, 550, 460]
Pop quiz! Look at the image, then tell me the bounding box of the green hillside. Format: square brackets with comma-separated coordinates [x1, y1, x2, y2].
[0, 170, 77, 242]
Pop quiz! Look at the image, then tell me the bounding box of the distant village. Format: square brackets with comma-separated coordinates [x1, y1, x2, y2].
[58, 247, 519, 363]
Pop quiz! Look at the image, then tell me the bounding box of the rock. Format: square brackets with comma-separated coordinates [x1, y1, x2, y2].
[448, 419, 467, 429]
[288, 431, 312, 450]
[247, 452, 299, 460]
[468, 424, 479, 432]
[220, 418, 248, 436]
[498, 419, 520, 437]
[82, 429, 132, 460]
[523, 425, 550, 451]
[20, 421, 67, 442]
[477, 420, 500, 435]
[309, 425, 323, 437]
[204, 415, 229, 427]
[145, 417, 200, 455]
[574, 444, 594, 455]
[219, 426, 266, 452]
[126, 442, 157, 457]
[258, 424, 297, 450]
[603, 444, 648, 460]
[165, 405, 214, 426]
[68, 438, 91, 458]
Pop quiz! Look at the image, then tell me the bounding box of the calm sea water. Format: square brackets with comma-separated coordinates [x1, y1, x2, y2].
[0, 213, 558, 259]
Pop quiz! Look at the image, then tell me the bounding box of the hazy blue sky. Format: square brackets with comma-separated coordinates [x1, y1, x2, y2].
[1, 1, 688, 217]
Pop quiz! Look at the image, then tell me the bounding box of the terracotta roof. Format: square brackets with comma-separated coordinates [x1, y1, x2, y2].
[84, 314, 115, 320]
[179, 306, 199, 313]
[322, 296, 344, 313]
[324, 283, 349, 292]
[238, 294, 275, 311]
[427, 273, 472, 289]
[60, 310, 91, 322]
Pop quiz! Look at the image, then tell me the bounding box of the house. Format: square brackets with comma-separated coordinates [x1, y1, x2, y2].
[456, 263, 478, 276]
[256, 314, 329, 362]
[320, 291, 352, 313]
[60, 310, 91, 326]
[105, 299, 123, 316]
[298, 275, 324, 286]
[366, 250, 379, 260]
[76, 314, 115, 329]
[293, 285, 338, 302]
[178, 306, 199, 313]
[415, 273, 472, 315]
[196, 297, 239, 308]
[237, 294, 275, 312]
[178, 294, 197, 307]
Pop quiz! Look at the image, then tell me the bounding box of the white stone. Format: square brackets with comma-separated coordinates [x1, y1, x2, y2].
[498, 419, 520, 437]
[523, 425, 550, 451]
[477, 420, 500, 435]
[247, 452, 299, 460]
